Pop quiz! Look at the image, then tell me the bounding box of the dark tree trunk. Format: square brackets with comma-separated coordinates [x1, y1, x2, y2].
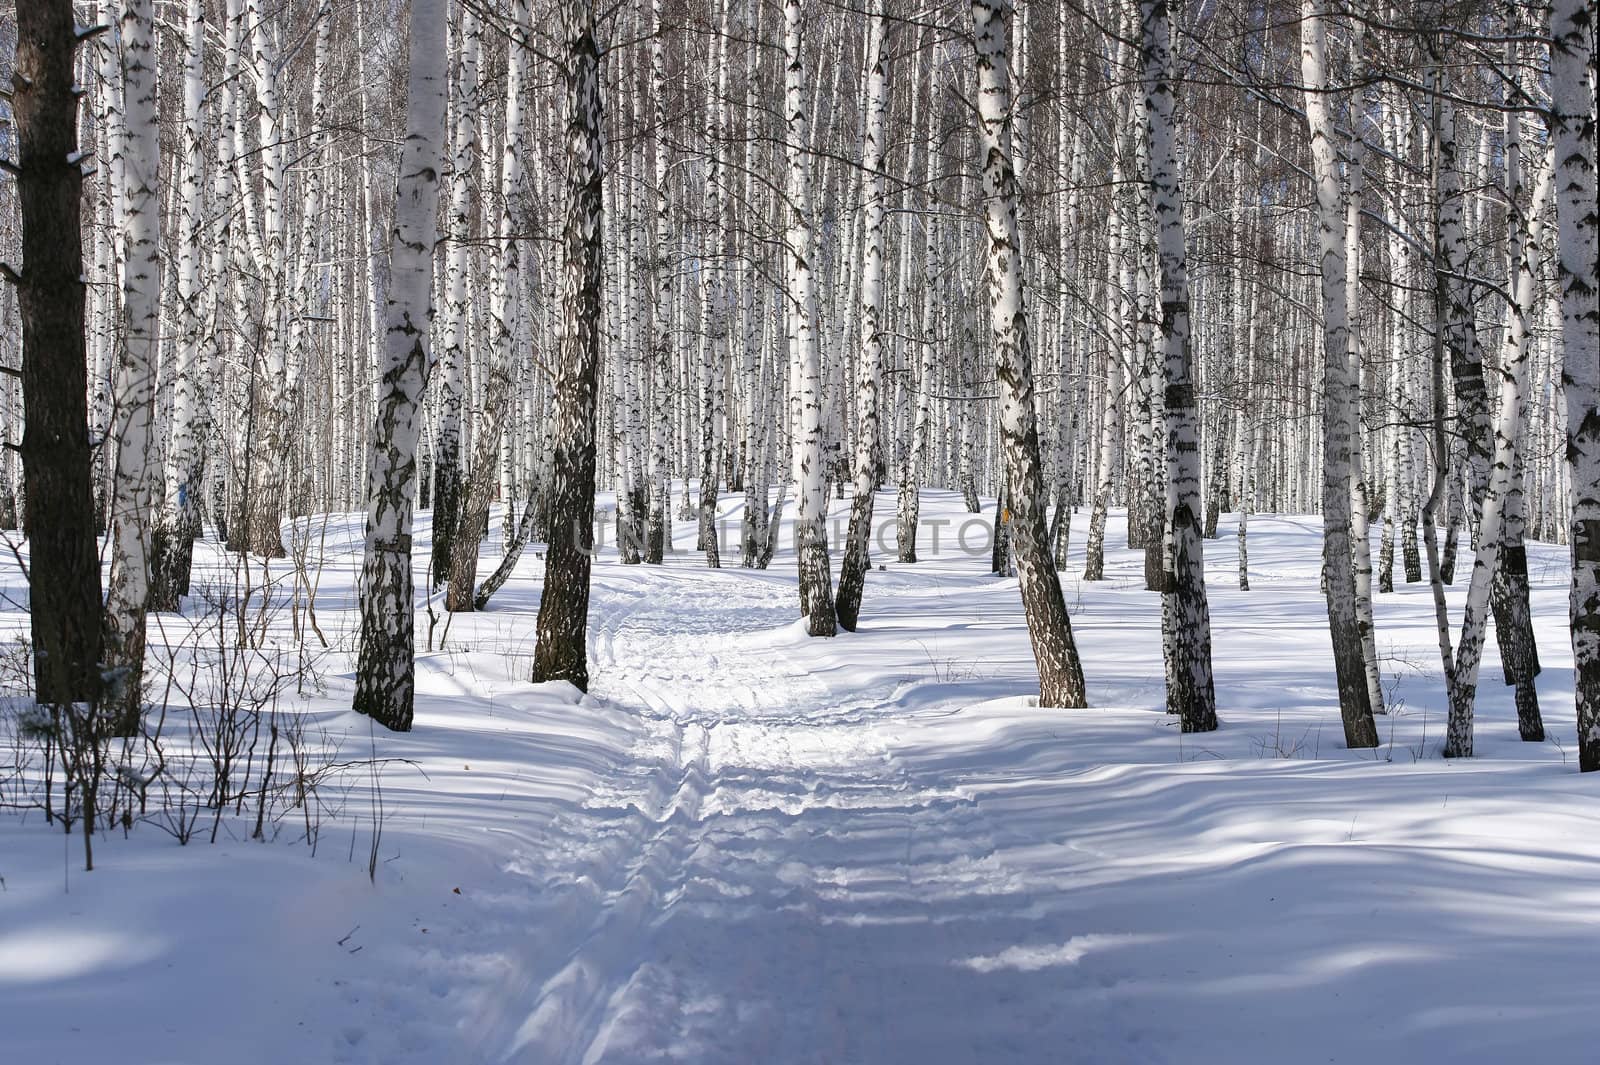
[991, 486, 1011, 576]
[896, 479, 919, 563]
[445, 369, 515, 612]
[1492, 543, 1544, 740]
[1402, 519, 1422, 583]
[834, 484, 874, 631]
[1049, 488, 1071, 568]
[148, 499, 202, 613]
[12, 0, 105, 704]
[1439, 459, 1463, 584]
[473, 494, 537, 610]
[430, 460, 462, 590]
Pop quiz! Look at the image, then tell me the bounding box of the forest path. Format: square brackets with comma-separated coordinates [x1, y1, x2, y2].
[493, 559, 1142, 1064]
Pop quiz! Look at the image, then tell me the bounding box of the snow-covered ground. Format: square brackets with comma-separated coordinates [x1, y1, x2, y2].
[3, 490, 1597, 1064]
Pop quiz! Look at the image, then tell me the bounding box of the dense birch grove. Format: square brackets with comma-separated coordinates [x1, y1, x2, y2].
[1, 0, 1597, 763]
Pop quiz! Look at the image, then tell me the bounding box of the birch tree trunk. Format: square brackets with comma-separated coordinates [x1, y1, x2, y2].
[1488, 36, 1546, 744]
[696, 0, 735, 567]
[895, 90, 941, 565]
[285, 8, 332, 517]
[1301, 0, 1379, 748]
[238, 0, 290, 558]
[431, 3, 481, 588]
[785, 0, 837, 637]
[1084, 151, 1127, 584]
[1548, 0, 1600, 770]
[1441, 124, 1553, 758]
[150, 0, 211, 613]
[1484, 130, 1548, 745]
[646, 0, 674, 564]
[1433, 71, 1490, 519]
[835, 6, 887, 632]
[102, 0, 162, 731]
[1141, 0, 1216, 732]
[972, 0, 1086, 707]
[352, 0, 447, 731]
[532, 0, 606, 687]
[10, 0, 105, 704]
[446, 0, 528, 611]
[91, 0, 125, 537]
[1344, 119, 1384, 717]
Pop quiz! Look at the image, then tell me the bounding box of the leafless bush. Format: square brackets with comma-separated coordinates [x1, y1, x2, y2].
[2, 524, 400, 871]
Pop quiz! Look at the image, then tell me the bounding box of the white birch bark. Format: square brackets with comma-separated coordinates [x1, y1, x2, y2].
[91, 0, 126, 529]
[1487, 35, 1546, 743]
[532, 0, 606, 687]
[1343, 117, 1384, 717]
[237, 0, 291, 557]
[647, 0, 674, 564]
[1442, 129, 1554, 758]
[150, 0, 210, 612]
[1084, 149, 1128, 583]
[896, 43, 943, 564]
[446, 0, 527, 610]
[696, 0, 733, 567]
[972, 0, 1086, 706]
[352, 0, 448, 731]
[835, 5, 888, 632]
[287, 10, 331, 404]
[784, 0, 836, 636]
[1141, 0, 1216, 731]
[1301, 0, 1378, 747]
[1548, 0, 1600, 770]
[102, 0, 161, 729]
[430, 1, 481, 587]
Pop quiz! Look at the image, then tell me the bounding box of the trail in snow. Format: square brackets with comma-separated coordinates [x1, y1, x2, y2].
[504, 563, 1061, 1065]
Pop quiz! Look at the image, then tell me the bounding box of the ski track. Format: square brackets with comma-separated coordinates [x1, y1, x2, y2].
[491, 566, 1097, 1065]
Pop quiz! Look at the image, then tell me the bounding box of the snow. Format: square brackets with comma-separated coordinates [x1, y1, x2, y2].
[2, 491, 1597, 1064]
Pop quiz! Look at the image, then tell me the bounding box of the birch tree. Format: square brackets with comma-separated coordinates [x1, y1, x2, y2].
[696, 0, 732, 568]
[446, 0, 528, 611]
[835, 5, 888, 632]
[1300, 0, 1378, 748]
[1487, 30, 1545, 744]
[102, 0, 161, 731]
[646, 0, 674, 564]
[532, 0, 607, 688]
[352, 0, 448, 731]
[1438, 114, 1553, 759]
[785, 0, 837, 637]
[895, 52, 943, 565]
[1548, 0, 1600, 771]
[430, 3, 482, 589]
[971, 0, 1086, 707]
[1141, 0, 1215, 732]
[150, 0, 213, 613]
[237, 0, 291, 558]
